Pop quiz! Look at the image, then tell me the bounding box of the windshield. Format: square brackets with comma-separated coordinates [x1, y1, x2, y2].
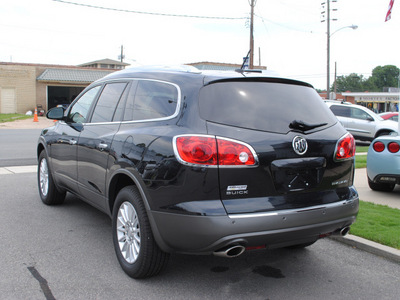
[199, 80, 337, 134]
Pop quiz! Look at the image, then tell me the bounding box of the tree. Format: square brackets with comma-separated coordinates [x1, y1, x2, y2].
[334, 73, 365, 93]
[332, 65, 399, 93]
[369, 65, 399, 90]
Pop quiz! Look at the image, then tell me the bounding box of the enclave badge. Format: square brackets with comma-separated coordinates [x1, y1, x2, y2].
[292, 136, 308, 155]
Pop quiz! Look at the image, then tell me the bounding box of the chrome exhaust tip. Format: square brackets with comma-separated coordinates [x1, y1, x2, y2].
[340, 226, 350, 236]
[213, 245, 246, 258]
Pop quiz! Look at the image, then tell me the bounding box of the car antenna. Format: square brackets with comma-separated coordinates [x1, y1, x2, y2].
[236, 50, 262, 74]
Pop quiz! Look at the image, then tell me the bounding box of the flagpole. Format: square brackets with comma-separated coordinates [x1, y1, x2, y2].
[384, 0, 398, 133]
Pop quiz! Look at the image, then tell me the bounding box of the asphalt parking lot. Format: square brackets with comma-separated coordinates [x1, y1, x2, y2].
[1, 172, 400, 300]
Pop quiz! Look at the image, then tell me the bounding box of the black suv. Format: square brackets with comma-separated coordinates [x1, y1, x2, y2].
[37, 66, 359, 278]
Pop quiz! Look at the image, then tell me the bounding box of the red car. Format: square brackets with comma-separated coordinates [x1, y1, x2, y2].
[379, 112, 398, 122]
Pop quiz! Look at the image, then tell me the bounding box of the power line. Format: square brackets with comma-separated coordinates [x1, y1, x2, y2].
[52, 0, 247, 20]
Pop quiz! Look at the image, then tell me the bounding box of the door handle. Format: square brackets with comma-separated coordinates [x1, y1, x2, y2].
[69, 139, 77, 145]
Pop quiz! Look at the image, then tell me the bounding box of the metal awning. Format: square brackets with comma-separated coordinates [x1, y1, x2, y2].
[37, 68, 114, 83]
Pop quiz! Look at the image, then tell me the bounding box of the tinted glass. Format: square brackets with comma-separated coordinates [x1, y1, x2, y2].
[124, 80, 178, 121]
[199, 81, 337, 134]
[330, 105, 350, 117]
[91, 83, 127, 123]
[68, 85, 101, 123]
[350, 107, 370, 120]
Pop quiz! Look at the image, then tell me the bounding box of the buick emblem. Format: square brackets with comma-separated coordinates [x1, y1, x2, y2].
[292, 136, 308, 155]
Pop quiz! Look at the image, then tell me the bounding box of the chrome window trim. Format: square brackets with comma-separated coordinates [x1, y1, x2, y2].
[120, 78, 181, 124]
[74, 78, 181, 125]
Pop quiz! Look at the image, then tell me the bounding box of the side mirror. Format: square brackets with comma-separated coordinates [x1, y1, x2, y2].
[366, 116, 374, 122]
[46, 107, 65, 120]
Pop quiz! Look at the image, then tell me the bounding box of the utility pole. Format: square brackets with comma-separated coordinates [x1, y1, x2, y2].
[334, 61, 337, 97]
[321, 0, 337, 99]
[326, 0, 330, 98]
[249, 0, 256, 69]
[119, 45, 124, 63]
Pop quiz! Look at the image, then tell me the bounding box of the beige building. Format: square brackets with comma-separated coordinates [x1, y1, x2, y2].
[0, 59, 127, 114]
[1, 60, 267, 114]
[342, 91, 399, 113]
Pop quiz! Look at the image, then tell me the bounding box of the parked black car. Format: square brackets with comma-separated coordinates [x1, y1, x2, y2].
[37, 66, 359, 278]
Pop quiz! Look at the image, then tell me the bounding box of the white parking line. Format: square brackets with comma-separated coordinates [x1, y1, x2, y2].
[0, 165, 37, 175]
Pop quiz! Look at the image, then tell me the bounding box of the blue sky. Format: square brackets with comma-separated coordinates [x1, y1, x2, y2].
[1, 0, 399, 90]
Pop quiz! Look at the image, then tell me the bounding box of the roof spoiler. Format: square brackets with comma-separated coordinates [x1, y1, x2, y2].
[235, 69, 263, 74]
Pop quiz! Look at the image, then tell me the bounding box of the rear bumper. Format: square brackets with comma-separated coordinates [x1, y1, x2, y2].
[367, 146, 400, 183]
[149, 190, 359, 254]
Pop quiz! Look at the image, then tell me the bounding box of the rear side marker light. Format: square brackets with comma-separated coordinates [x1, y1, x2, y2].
[334, 133, 355, 161]
[173, 135, 258, 167]
[388, 142, 400, 153]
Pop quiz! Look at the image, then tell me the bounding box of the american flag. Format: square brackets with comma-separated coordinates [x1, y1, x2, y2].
[385, 0, 395, 22]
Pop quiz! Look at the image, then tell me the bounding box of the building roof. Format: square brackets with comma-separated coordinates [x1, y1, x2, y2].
[37, 68, 114, 83]
[342, 92, 400, 97]
[77, 58, 130, 67]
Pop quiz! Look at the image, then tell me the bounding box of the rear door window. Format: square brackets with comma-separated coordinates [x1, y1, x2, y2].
[123, 80, 179, 121]
[199, 80, 337, 134]
[330, 105, 351, 117]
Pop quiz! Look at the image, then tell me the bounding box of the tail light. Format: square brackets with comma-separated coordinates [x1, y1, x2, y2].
[373, 141, 385, 152]
[388, 142, 400, 153]
[373, 141, 400, 153]
[334, 133, 355, 161]
[173, 135, 258, 167]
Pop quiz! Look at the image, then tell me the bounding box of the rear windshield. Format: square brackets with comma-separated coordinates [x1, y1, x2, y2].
[199, 80, 337, 134]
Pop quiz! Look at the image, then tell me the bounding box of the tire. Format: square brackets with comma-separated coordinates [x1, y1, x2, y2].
[112, 186, 169, 279]
[375, 130, 392, 138]
[368, 177, 395, 192]
[37, 151, 66, 205]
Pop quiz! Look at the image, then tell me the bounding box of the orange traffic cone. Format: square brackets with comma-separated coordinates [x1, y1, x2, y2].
[33, 107, 39, 122]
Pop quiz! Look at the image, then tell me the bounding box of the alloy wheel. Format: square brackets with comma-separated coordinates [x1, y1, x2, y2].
[39, 158, 49, 197]
[116, 201, 141, 263]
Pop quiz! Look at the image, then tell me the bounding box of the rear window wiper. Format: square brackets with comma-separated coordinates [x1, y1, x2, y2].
[289, 120, 328, 132]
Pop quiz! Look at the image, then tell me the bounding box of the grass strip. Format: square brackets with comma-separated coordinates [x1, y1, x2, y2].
[355, 155, 367, 169]
[356, 146, 369, 153]
[350, 200, 400, 250]
[0, 114, 33, 123]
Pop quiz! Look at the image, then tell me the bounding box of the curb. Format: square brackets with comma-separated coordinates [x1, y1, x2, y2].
[355, 152, 367, 155]
[331, 234, 400, 263]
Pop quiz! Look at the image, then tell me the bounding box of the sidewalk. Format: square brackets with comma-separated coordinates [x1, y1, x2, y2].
[332, 167, 400, 262]
[354, 168, 400, 210]
[0, 116, 55, 129]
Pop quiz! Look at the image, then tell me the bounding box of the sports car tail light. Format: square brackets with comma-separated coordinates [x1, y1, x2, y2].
[174, 135, 257, 167]
[334, 133, 355, 161]
[388, 142, 400, 153]
[373, 141, 385, 152]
